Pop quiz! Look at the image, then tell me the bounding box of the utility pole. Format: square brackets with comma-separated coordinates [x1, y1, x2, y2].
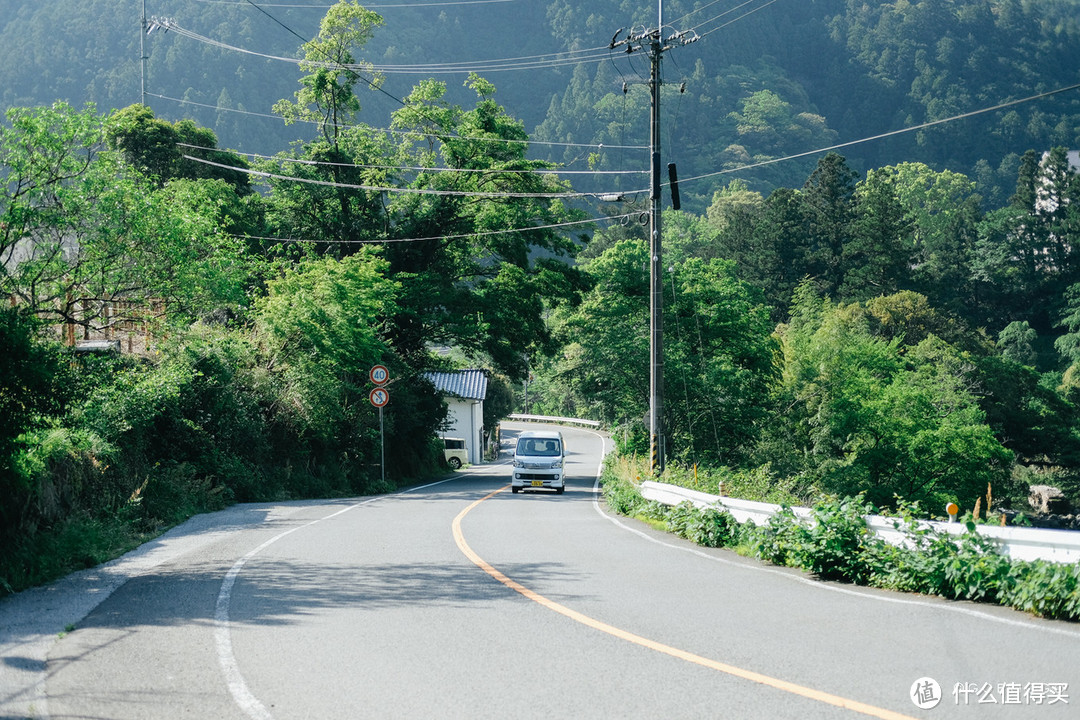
[140, 0, 147, 105]
[610, 3, 697, 475]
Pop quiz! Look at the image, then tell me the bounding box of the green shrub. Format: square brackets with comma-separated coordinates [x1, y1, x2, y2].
[747, 507, 805, 567]
[682, 506, 738, 548]
[602, 467, 1080, 622]
[1003, 561, 1080, 620]
[792, 497, 876, 583]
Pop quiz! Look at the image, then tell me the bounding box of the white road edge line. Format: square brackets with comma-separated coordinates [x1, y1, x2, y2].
[579, 428, 1080, 640]
[214, 476, 459, 720]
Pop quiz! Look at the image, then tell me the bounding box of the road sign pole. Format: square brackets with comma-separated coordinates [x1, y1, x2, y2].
[369, 367, 390, 487]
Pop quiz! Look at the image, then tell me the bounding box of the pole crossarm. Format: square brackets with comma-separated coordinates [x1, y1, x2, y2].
[609, 26, 699, 55]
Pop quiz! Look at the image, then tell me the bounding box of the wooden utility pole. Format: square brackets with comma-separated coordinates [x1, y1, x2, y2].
[610, 2, 697, 475]
[140, 0, 147, 105]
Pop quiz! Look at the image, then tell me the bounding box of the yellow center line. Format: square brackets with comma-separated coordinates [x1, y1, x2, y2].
[452, 486, 918, 720]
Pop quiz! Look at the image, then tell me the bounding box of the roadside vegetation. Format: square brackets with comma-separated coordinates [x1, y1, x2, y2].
[1, 3, 551, 596]
[601, 456, 1080, 622]
[532, 151, 1080, 519]
[5, 1, 1080, 601]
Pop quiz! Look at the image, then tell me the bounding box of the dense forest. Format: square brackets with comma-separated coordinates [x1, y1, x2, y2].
[3, 1, 1080, 210]
[4, 1, 1080, 593]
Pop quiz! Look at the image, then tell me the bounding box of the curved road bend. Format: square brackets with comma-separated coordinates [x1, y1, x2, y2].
[10, 422, 1079, 718]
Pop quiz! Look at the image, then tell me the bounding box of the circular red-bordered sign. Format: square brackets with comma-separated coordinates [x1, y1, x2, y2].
[369, 387, 389, 407]
[370, 365, 389, 385]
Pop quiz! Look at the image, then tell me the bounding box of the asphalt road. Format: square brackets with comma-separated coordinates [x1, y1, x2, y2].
[3, 422, 1079, 719]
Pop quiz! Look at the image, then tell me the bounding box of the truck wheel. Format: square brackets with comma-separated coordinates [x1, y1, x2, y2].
[511, 486, 520, 493]
[447, 457, 462, 469]
[556, 486, 564, 494]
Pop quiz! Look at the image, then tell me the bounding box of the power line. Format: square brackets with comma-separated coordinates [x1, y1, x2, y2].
[193, 0, 519, 7]
[693, 0, 781, 39]
[177, 142, 646, 176]
[147, 92, 649, 151]
[152, 4, 632, 168]
[676, 80, 1080, 188]
[677, 0, 763, 33]
[236, 212, 626, 246]
[182, 153, 644, 199]
[156, 17, 612, 75]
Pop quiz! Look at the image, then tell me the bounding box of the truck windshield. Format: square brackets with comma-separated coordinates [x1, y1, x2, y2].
[520, 438, 561, 456]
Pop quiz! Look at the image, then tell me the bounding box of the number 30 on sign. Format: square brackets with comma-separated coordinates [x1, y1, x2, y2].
[369, 387, 389, 407]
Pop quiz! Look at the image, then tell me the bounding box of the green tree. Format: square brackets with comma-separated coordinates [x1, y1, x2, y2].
[973, 148, 1080, 334]
[273, 0, 383, 150]
[255, 250, 396, 433]
[545, 238, 778, 463]
[2, 104, 252, 335]
[266, 2, 589, 381]
[267, 2, 389, 255]
[885, 162, 981, 318]
[777, 284, 1012, 508]
[1056, 283, 1080, 367]
[381, 75, 589, 380]
[104, 105, 251, 193]
[664, 256, 780, 464]
[999, 321, 1038, 367]
[253, 249, 444, 481]
[546, 239, 649, 429]
[0, 308, 65, 540]
[839, 168, 913, 301]
[973, 353, 1080, 473]
[745, 187, 813, 321]
[801, 153, 859, 295]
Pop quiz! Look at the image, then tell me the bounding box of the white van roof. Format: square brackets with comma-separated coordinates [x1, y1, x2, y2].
[518, 430, 562, 439]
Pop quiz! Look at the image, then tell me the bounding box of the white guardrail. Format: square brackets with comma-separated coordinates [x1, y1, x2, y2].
[507, 413, 602, 428]
[640, 481, 1080, 565]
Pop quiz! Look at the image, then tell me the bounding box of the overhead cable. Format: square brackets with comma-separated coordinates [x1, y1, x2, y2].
[193, 0, 519, 7]
[176, 143, 647, 175]
[677, 0, 763, 33]
[236, 213, 625, 246]
[183, 154, 647, 199]
[155, 18, 610, 74]
[147, 92, 649, 151]
[677, 80, 1080, 187]
[692, 0, 781, 39]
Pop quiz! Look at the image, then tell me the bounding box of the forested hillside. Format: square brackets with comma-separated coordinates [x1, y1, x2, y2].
[2, 1, 1080, 211]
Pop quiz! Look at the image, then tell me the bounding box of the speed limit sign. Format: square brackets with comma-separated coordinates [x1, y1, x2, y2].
[369, 387, 389, 407]
[370, 365, 389, 385]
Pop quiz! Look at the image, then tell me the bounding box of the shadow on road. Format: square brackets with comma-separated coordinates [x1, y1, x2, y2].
[71, 557, 594, 632]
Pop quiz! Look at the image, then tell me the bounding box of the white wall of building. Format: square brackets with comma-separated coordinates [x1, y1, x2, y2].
[445, 397, 484, 464]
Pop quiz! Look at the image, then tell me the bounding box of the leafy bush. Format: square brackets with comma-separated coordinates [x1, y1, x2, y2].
[747, 507, 805, 567]
[684, 506, 739, 548]
[599, 455, 649, 516]
[602, 471, 1080, 621]
[1002, 561, 1080, 620]
[792, 497, 876, 583]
